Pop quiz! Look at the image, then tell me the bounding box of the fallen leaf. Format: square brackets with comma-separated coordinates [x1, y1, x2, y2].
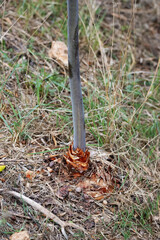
[9, 231, 30, 240]
[77, 172, 115, 200]
[0, 165, 6, 172]
[48, 41, 68, 67]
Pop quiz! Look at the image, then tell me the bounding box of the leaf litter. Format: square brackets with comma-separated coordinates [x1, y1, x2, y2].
[48, 41, 68, 67]
[0, 0, 159, 239]
[47, 146, 120, 201]
[9, 231, 30, 240]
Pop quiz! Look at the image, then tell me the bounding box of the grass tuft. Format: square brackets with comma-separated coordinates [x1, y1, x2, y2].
[0, 0, 159, 239]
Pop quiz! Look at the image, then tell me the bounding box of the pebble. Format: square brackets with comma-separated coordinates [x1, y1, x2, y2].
[75, 187, 82, 193]
[103, 200, 107, 205]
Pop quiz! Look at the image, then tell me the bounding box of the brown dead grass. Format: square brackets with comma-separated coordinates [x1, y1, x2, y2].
[0, 0, 159, 239]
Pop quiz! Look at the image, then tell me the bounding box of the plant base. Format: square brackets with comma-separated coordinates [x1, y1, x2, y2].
[64, 143, 90, 173]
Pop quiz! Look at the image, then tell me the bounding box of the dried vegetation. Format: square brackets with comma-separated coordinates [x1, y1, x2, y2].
[0, 0, 159, 239]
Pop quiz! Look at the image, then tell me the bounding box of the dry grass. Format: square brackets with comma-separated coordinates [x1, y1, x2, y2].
[0, 0, 159, 239]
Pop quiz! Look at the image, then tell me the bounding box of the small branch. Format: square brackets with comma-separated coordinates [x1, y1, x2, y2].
[0, 189, 86, 239]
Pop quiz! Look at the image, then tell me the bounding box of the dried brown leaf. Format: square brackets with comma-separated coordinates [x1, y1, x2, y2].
[77, 172, 115, 200]
[9, 231, 30, 240]
[48, 41, 68, 67]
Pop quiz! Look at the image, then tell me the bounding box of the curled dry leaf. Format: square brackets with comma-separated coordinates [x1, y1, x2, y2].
[77, 172, 115, 200]
[9, 231, 30, 240]
[64, 144, 90, 172]
[48, 41, 68, 67]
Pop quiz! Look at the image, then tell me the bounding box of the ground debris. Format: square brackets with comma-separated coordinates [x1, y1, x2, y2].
[9, 231, 30, 240]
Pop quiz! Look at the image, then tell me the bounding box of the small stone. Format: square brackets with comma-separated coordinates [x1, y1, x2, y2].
[76, 187, 82, 193]
[103, 200, 107, 205]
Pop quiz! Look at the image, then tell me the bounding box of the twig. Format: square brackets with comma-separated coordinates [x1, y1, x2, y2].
[0, 189, 86, 239]
[3, 211, 31, 220]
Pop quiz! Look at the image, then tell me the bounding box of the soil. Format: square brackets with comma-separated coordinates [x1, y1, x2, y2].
[0, 0, 159, 239]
